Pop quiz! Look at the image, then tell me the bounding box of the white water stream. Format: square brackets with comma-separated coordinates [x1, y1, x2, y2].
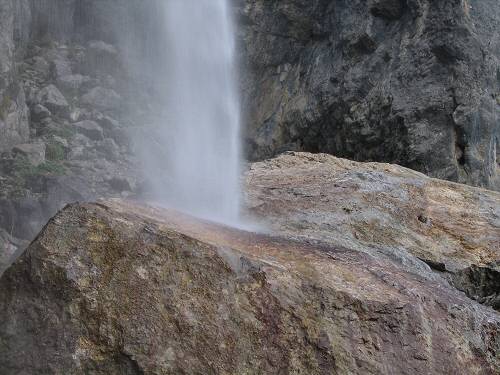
[145, 0, 242, 225]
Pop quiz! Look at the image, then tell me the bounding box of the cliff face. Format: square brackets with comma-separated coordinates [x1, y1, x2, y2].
[239, 0, 500, 190]
[0, 0, 164, 251]
[1, 0, 498, 188]
[0, 199, 499, 374]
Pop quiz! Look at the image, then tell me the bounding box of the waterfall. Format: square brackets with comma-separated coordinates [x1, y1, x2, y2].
[141, 0, 242, 225]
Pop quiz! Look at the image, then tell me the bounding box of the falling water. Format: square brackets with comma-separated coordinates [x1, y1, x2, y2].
[142, 0, 242, 225]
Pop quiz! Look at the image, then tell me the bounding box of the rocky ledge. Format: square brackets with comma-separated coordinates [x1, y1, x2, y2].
[246, 152, 500, 310]
[0, 197, 499, 374]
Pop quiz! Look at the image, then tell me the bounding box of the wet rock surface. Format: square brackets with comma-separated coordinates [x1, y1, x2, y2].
[0, 200, 498, 374]
[245, 152, 500, 310]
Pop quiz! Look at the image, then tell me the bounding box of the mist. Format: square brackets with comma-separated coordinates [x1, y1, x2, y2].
[133, 0, 242, 225]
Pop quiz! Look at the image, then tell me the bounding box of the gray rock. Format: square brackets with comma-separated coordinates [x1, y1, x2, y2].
[35, 117, 63, 136]
[81, 87, 121, 111]
[0, 173, 92, 245]
[0, 236, 16, 275]
[88, 40, 118, 56]
[107, 175, 133, 192]
[70, 132, 93, 150]
[99, 138, 120, 160]
[31, 104, 51, 122]
[69, 107, 85, 122]
[29, 56, 50, 77]
[239, 0, 500, 191]
[50, 57, 72, 80]
[0, 229, 26, 276]
[56, 74, 91, 94]
[68, 144, 85, 160]
[12, 142, 46, 166]
[35, 84, 69, 114]
[370, 0, 404, 20]
[96, 114, 119, 131]
[95, 115, 129, 146]
[82, 40, 120, 77]
[73, 120, 104, 141]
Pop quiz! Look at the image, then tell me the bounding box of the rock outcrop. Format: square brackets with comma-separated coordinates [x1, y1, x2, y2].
[0, 199, 499, 374]
[245, 152, 500, 310]
[239, 0, 500, 191]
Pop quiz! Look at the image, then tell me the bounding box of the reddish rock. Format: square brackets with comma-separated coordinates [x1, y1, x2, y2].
[0, 199, 498, 374]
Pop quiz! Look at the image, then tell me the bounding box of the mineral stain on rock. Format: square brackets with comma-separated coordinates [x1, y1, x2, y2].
[245, 152, 500, 312]
[0, 199, 498, 374]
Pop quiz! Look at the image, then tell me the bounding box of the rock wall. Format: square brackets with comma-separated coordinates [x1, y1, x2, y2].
[2, 0, 497, 189]
[239, 0, 500, 191]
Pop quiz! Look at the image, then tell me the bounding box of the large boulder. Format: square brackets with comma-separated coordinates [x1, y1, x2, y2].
[95, 115, 130, 146]
[239, 0, 500, 191]
[30, 103, 51, 122]
[0, 200, 498, 374]
[73, 120, 104, 141]
[35, 84, 69, 115]
[245, 152, 500, 309]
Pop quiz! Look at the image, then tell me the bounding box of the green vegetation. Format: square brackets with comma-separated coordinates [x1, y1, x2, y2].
[45, 142, 66, 161]
[0, 155, 67, 199]
[13, 156, 66, 180]
[32, 161, 66, 176]
[54, 125, 76, 139]
[43, 123, 76, 140]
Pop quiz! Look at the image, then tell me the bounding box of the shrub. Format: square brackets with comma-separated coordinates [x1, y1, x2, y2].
[45, 142, 65, 161]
